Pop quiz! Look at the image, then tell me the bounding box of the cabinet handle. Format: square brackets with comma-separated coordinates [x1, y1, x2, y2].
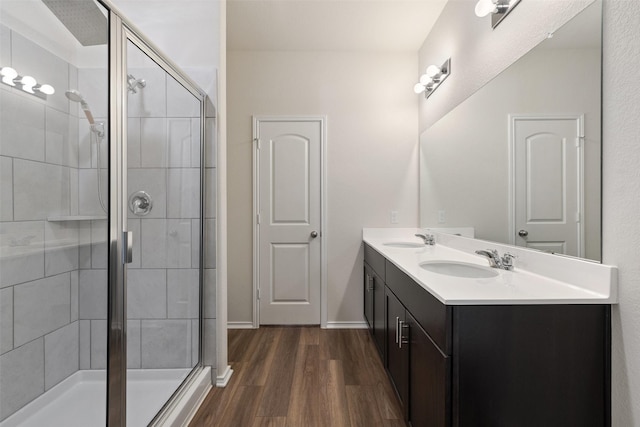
[395, 317, 400, 344]
[368, 276, 374, 291]
[399, 320, 410, 349]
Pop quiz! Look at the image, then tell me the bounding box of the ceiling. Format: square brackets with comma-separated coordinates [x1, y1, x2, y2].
[227, 0, 448, 52]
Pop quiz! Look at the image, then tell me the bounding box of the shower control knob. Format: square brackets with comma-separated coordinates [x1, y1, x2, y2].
[129, 191, 153, 216]
[518, 229, 529, 237]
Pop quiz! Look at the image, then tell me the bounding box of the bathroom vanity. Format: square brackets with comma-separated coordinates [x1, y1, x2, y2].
[363, 229, 616, 427]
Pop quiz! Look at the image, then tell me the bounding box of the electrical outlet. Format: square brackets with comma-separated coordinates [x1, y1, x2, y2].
[391, 211, 399, 224]
[438, 210, 446, 224]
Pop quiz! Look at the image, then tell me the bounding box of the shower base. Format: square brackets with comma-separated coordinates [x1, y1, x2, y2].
[1, 368, 209, 427]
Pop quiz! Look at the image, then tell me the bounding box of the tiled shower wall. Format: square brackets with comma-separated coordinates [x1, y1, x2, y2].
[0, 24, 217, 421]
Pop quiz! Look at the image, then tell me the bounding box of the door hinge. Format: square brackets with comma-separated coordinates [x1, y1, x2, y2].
[257, 288, 260, 300]
[575, 211, 581, 223]
[254, 138, 261, 149]
[257, 213, 261, 224]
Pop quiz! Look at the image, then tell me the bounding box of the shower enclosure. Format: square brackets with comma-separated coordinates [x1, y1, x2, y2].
[0, 1, 214, 425]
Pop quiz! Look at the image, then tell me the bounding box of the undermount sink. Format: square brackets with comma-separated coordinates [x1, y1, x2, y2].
[383, 242, 425, 248]
[419, 261, 499, 278]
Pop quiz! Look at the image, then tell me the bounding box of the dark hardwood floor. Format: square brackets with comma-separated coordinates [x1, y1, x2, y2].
[189, 327, 405, 427]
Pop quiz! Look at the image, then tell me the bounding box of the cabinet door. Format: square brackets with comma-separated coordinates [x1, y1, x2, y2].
[407, 311, 450, 427]
[386, 288, 409, 416]
[373, 272, 385, 358]
[363, 263, 374, 330]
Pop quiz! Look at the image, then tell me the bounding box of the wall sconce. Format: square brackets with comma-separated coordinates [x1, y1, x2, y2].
[475, 0, 521, 28]
[414, 58, 451, 99]
[1, 67, 55, 99]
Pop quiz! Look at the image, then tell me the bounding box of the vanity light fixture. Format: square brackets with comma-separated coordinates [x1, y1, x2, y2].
[414, 58, 451, 99]
[0, 66, 55, 99]
[474, 0, 522, 29]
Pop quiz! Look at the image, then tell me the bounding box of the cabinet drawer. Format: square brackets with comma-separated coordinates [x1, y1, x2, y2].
[385, 260, 451, 355]
[364, 243, 386, 280]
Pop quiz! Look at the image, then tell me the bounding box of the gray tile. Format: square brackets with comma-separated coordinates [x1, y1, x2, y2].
[140, 118, 167, 168]
[44, 221, 79, 276]
[191, 319, 199, 367]
[79, 320, 90, 369]
[204, 268, 217, 319]
[45, 107, 79, 167]
[191, 118, 201, 168]
[0, 90, 45, 162]
[167, 168, 200, 218]
[12, 31, 69, 114]
[202, 318, 216, 367]
[128, 219, 141, 269]
[167, 269, 199, 319]
[141, 219, 192, 268]
[205, 219, 216, 269]
[77, 221, 92, 269]
[14, 159, 70, 220]
[70, 270, 79, 322]
[127, 269, 166, 319]
[0, 287, 13, 354]
[141, 319, 191, 369]
[78, 168, 108, 216]
[69, 167, 79, 216]
[0, 338, 44, 421]
[79, 270, 107, 320]
[127, 320, 141, 369]
[191, 219, 201, 269]
[0, 156, 13, 221]
[127, 168, 167, 219]
[14, 273, 71, 347]
[205, 118, 217, 168]
[44, 322, 79, 390]
[90, 319, 106, 369]
[0, 221, 45, 288]
[0, 25, 10, 66]
[167, 75, 201, 118]
[167, 118, 193, 167]
[126, 64, 166, 118]
[128, 117, 141, 168]
[91, 219, 107, 269]
[205, 167, 216, 219]
[77, 67, 108, 120]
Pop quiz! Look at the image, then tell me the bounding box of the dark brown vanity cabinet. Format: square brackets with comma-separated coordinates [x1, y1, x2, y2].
[364, 244, 386, 358]
[363, 243, 611, 427]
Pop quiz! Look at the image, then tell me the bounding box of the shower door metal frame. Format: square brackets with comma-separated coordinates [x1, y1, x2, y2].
[105, 2, 208, 425]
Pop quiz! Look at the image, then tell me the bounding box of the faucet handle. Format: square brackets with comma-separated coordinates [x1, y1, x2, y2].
[501, 252, 517, 270]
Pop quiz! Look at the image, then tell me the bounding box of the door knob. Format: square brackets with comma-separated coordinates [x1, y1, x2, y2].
[518, 229, 529, 237]
[310, 231, 318, 238]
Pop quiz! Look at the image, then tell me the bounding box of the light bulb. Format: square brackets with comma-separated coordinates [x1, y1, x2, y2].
[20, 75, 36, 93]
[1, 67, 17, 86]
[38, 84, 55, 95]
[475, 0, 497, 17]
[419, 74, 431, 86]
[413, 83, 426, 94]
[426, 65, 441, 78]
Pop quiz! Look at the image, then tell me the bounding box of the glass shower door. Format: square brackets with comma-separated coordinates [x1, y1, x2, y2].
[124, 38, 202, 426]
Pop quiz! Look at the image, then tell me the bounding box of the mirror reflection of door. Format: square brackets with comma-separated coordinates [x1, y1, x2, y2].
[511, 115, 584, 257]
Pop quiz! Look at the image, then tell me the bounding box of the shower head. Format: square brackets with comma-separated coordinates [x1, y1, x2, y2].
[65, 89, 95, 125]
[41, 0, 107, 46]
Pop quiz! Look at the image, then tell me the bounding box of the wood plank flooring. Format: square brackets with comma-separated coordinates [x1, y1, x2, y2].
[189, 327, 405, 427]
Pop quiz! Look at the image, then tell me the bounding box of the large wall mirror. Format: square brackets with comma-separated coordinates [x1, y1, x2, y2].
[419, 1, 602, 262]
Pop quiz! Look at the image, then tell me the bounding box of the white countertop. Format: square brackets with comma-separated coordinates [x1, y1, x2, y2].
[363, 228, 618, 305]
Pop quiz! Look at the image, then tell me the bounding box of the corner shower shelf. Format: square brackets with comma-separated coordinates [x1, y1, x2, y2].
[47, 215, 107, 222]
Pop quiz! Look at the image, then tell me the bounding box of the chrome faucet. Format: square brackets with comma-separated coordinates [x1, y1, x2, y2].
[415, 233, 435, 246]
[475, 249, 517, 270]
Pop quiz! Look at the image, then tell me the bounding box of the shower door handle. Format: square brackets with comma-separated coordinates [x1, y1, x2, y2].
[123, 231, 133, 264]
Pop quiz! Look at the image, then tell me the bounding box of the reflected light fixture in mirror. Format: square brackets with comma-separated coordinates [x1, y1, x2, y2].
[414, 58, 451, 99]
[475, 0, 522, 28]
[0, 66, 55, 98]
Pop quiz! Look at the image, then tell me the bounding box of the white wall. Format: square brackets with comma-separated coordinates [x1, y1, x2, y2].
[602, 1, 640, 424]
[227, 51, 418, 325]
[418, 0, 640, 423]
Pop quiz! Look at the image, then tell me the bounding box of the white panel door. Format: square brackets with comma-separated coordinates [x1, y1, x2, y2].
[513, 116, 583, 256]
[256, 118, 322, 325]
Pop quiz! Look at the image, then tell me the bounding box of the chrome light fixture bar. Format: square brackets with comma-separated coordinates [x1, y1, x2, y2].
[414, 58, 451, 99]
[475, 0, 522, 28]
[0, 66, 55, 99]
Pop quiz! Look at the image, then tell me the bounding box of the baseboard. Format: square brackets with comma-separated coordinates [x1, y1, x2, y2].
[216, 365, 233, 387]
[227, 321, 255, 329]
[324, 321, 369, 329]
